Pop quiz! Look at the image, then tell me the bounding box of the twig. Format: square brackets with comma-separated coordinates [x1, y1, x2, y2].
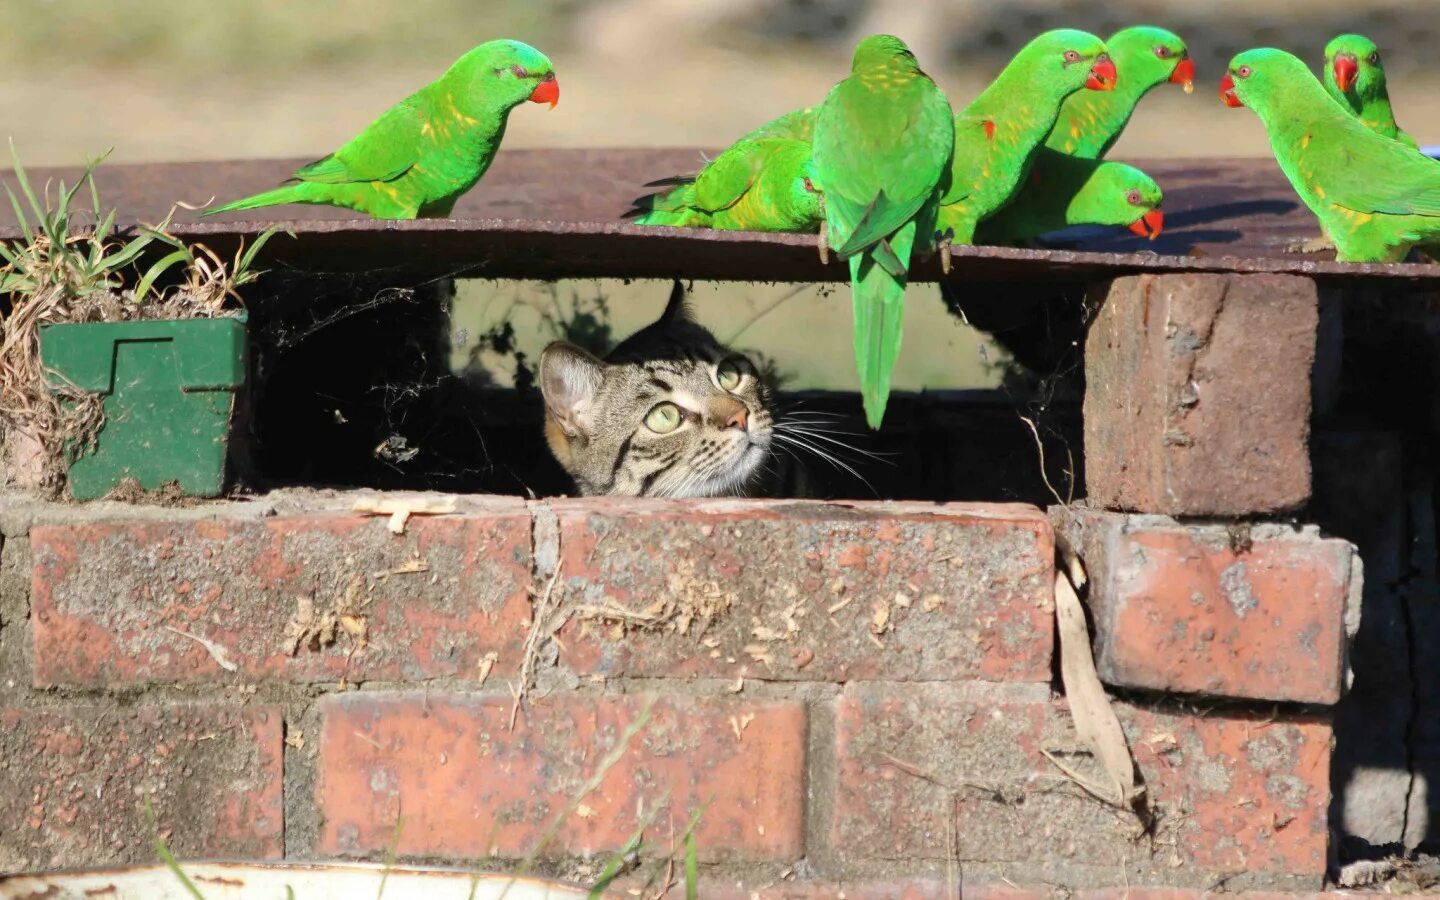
[509, 562, 565, 731]
[1019, 414, 1068, 509]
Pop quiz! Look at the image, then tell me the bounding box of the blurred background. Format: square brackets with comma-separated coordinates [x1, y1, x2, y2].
[4, 0, 1437, 394]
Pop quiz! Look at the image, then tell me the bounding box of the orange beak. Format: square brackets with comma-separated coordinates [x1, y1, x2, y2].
[1086, 56, 1118, 91]
[1219, 73, 1242, 108]
[1128, 208, 1164, 240]
[529, 74, 559, 109]
[1169, 57, 1195, 94]
[1333, 55, 1358, 93]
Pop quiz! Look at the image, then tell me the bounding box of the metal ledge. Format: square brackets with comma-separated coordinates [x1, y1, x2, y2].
[4, 149, 1440, 285]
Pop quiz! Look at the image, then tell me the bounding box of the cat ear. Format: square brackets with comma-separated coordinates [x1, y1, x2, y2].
[660, 279, 694, 325]
[539, 342, 604, 437]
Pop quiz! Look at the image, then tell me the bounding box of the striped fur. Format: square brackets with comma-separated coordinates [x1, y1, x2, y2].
[539, 282, 792, 498]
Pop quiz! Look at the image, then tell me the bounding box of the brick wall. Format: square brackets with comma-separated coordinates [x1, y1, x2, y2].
[0, 488, 1358, 894]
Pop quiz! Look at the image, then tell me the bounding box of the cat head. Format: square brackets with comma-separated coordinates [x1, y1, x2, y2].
[539, 282, 776, 497]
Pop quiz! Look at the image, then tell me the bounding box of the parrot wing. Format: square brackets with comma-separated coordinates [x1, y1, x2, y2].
[1305, 120, 1440, 218]
[817, 82, 952, 256]
[291, 101, 425, 185]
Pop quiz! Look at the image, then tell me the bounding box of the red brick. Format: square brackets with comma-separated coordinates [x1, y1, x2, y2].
[1055, 507, 1359, 704]
[552, 498, 1054, 683]
[29, 503, 531, 687]
[1084, 273, 1316, 516]
[0, 704, 283, 870]
[833, 683, 1331, 879]
[692, 880, 1056, 899]
[315, 692, 806, 861]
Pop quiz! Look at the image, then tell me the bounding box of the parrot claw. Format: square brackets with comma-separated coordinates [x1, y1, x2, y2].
[818, 222, 831, 265]
[938, 236, 953, 276]
[1287, 235, 1335, 255]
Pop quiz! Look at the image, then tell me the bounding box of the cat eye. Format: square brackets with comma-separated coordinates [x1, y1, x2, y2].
[644, 402, 683, 434]
[716, 359, 744, 391]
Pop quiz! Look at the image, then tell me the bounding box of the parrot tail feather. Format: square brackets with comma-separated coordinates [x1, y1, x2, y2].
[203, 184, 316, 217]
[851, 251, 908, 430]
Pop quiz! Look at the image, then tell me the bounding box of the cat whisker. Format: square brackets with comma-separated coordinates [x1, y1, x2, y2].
[772, 423, 895, 465]
[771, 432, 876, 494]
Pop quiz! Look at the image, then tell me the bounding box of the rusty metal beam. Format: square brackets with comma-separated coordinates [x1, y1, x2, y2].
[3, 149, 1439, 285]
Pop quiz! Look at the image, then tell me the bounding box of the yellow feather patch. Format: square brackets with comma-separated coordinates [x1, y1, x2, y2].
[1302, 134, 1310, 149]
[1313, 184, 1325, 199]
[1069, 124, 1080, 138]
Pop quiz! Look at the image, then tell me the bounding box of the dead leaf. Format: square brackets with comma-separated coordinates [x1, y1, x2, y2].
[477, 652, 498, 687]
[1052, 571, 1142, 813]
[164, 626, 238, 672]
[729, 713, 755, 741]
[352, 494, 459, 535]
[871, 600, 891, 635]
[284, 731, 306, 750]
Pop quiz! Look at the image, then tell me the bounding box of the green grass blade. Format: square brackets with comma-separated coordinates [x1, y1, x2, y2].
[4, 184, 34, 246]
[684, 830, 698, 900]
[134, 248, 190, 301]
[586, 832, 647, 899]
[7, 139, 46, 228]
[154, 835, 208, 900]
[237, 226, 291, 274]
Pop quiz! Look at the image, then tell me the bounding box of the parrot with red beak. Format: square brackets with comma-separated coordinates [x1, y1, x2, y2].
[936, 29, 1116, 247]
[985, 25, 1189, 246]
[1221, 48, 1440, 263]
[1046, 26, 1194, 159]
[976, 150, 1164, 246]
[207, 40, 558, 219]
[1323, 34, 1417, 149]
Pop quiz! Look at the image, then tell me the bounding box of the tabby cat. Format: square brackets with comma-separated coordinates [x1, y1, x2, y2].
[539, 282, 822, 498]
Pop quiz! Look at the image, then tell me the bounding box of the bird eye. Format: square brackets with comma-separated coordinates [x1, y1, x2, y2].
[510, 64, 530, 78]
[716, 359, 744, 391]
[1126, 190, 1142, 204]
[1236, 65, 1253, 79]
[1063, 50, 1080, 63]
[644, 402, 683, 434]
[1368, 51, 1380, 65]
[1155, 46, 1171, 59]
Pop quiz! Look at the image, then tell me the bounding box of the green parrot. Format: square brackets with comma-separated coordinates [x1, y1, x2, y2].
[628, 137, 823, 232]
[811, 34, 954, 430]
[1221, 48, 1440, 263]
[205, 40, 558, 219]
[975, 149, 1163, 246]
[937, 29, 1116, 246]
[1046, 26, 1194, 159]
[742, 106, 818, 143]
[1323, 34, 1417, 149]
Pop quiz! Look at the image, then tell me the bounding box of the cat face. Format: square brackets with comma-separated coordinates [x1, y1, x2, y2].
[539, 283, 776, 497]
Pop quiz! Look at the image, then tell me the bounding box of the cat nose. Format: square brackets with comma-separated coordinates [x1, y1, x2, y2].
[711, 398, 749, 431]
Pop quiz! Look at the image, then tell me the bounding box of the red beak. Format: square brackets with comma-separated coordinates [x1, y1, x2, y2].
[1219, 73, 1242, 108]
[1169, 57, 1195, 94]
[529, 74, 559, 109]
[1128, 208, 1164, 240]
[1333, 55, 1358, 93]
[1086, 56, 1118, 91]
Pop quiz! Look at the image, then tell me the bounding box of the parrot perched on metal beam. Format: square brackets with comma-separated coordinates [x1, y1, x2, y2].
[811, 34, 954, 430]
[1221, 48, 1440, 263]
[206, 40, 558, 219]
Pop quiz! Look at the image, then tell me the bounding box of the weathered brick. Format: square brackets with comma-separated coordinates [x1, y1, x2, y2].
[552, 498, 1054, 683]
[315, 692, 806, 861]
[0, 704, 283, 870]
[695, 880, 1055, 899]
[1055, 507, 1360, 704]
[29, 502, 530, 687]
[1084, 273, 1316, 516]
[833, 683, 1331, 881]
